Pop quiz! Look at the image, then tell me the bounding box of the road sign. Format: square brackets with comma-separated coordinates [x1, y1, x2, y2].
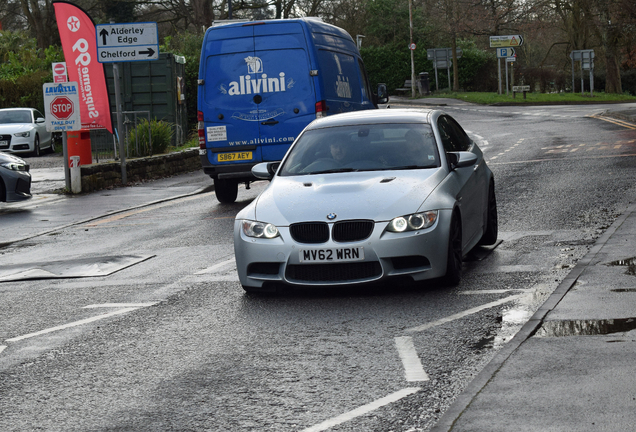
[506, 56, 516, 62]
[512, 85, 530, 92]
[52, 62, 67, 83]
[427, 48, 463, 60]
[43, 82, 81, 132]
[409, 43, 416, 51]
[51, 96, 74, 120]
[496, 48, 515, 58]
[434, 60, 452, 68]
[96, 22, 159, 63]
[570, 49, 595, 61]
[490, 35, 523, 47]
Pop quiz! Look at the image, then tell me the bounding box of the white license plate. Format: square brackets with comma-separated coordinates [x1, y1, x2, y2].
[299, 247, 364, 263]
[0, 140, 7, 147]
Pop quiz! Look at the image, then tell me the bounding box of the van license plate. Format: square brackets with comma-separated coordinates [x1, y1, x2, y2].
[299, 247, 364, 263]
[217, 151, 252, 162]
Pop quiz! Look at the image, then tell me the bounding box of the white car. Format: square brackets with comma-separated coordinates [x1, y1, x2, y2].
[0, 108, 54, 156]
[233, 109, 497, 293]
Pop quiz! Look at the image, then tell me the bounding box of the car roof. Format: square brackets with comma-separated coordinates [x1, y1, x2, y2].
[306, 108, 440, 130]
[0, 108, 35, 112]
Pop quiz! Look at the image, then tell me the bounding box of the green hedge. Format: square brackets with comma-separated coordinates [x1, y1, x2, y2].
[361, 41, 496, 94]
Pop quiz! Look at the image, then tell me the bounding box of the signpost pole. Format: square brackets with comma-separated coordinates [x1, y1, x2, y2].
[588, 53, 594, 97]
[434, 51, 439, 91]
[505, 59, 509, 95]
[580, 60, 584, 95]
[113, 61, 127, 185]
[62, 132, 70, 191]
[409, 0, 415, 99]
[571, 55, 575, 93]
[511, 61, 514, 88]
[446, 50, 451, 91]
[497, 58, 502, 95]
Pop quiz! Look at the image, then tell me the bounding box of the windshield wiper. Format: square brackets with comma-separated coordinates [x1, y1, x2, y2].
[309, 168, 357, 174]
[390, 165, 436, 170]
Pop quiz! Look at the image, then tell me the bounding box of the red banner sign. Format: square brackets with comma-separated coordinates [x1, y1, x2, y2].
[53, 1, 113, 133]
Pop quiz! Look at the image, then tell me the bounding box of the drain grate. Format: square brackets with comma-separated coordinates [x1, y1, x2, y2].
[536, 318, 636, 337]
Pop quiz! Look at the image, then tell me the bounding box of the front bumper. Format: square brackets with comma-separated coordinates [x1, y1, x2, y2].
[1, 168, 32, 202]
[233, 210, 453, 289]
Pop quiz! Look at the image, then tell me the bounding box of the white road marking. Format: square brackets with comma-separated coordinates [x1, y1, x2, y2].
[405, 294, 524, 333]
[395, 337, 429, 381]
[195, 258, 236, 274]
[0, 345, 6, 354]
[83, 303, 158, 309]
[5, 307, 139, 342]
[460, 289, 532, 295]
[300, 387, 421, 432]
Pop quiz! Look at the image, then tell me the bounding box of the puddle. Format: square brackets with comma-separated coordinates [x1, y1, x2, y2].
[607, 257, 636, 275]
[536, 318, 636, 337]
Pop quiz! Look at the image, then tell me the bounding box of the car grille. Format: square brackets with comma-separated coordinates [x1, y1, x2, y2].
[285, 262, 382, 283]
[0, 134, 10, 150]
[333, 220, 374, 242]
[290, 222, 329, 243]
[290, 220, 375, 244]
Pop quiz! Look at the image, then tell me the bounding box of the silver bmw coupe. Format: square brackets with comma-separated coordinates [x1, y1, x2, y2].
[233, 109, 497, 292]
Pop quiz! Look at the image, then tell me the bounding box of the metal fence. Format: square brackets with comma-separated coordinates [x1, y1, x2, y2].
[90, 110, 151, 162]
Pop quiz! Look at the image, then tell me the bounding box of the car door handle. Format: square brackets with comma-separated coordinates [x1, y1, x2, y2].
[261, 119, 279, 126]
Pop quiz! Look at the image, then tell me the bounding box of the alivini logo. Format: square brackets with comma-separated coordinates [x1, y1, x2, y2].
[222, 56, 291, 96]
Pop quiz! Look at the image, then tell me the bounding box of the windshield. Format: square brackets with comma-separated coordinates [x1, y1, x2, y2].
[278, 123, 440, 176]
[0, 110, 32, 124]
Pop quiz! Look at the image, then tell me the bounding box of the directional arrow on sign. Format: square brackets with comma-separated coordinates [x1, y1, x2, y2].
[139, 48, 155, 57]
[496, 47, 516, 58]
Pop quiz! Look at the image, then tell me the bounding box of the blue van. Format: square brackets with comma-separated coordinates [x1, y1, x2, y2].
[197, 18, 387, 203]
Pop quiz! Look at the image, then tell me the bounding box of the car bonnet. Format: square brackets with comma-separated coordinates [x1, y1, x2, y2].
[253, 168, 446, 225]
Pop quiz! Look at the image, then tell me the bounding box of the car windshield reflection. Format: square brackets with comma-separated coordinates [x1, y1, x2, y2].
[278, 123, 441, 176]
[0, 110, 32, 124]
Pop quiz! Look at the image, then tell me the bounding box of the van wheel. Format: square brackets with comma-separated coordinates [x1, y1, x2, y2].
[214, 178, 238, 203]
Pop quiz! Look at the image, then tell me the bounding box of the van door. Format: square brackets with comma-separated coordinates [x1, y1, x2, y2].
[201, 25, 260, 165]
[201, 22, 315, 167]
[253, 22, 316, 161]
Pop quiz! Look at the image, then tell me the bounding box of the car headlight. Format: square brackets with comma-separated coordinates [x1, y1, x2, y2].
[14, 131, 30, 137]
[0, 162, 28, 171]
[241, 220, 280, 239]
[387, 211, 438, 232]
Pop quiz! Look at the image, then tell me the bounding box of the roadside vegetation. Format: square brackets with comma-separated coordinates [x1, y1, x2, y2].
[419, 91, 636, 105]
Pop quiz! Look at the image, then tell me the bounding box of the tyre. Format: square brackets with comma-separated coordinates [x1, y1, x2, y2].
[49, 138, 56, 154]
[441, 212, 462, 286]
[214, 178, 239, 203]
[32, 135, 40, 157]
[478, 180, 498, 246]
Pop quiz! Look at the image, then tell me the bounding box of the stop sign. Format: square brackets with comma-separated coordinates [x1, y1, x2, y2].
[50, 96, 74, 120]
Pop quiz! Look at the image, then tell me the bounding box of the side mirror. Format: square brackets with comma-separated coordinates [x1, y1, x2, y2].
[36, 117, 45, 124]
[376, 83, 388, 105]
[447, 151, 478, 170]
[252, 161, 279, 180]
